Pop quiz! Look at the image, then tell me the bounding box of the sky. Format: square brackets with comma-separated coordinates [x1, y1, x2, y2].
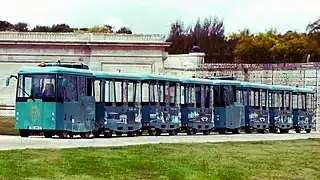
[0, 0, 319, 36]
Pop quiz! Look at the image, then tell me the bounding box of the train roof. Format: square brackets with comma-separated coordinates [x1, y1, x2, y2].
[139, 73, 182, 82]
[268, 84, 294, 91]
[180, 78, 242, 86]
[93, 71, 145, 80]
[18, 66, 94, 76]
[239, 82, 270, 89]
[179, 77, 217, 85]
[292, 87, 314, 94]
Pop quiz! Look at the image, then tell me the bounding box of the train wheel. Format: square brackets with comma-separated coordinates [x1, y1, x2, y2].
[257, 129, 266, 134]
[68, 132, 74, 138]
[305, 129, 311, 133]
[80, 132, 91, 138]
[232, 128, 241, 134]
[104, 131, 113, 138]
[218, 129, 227, 134]
[148, 128, 160, 136]
[136, 129, 143, 136]
[127, 132, 135, 137]
[59, 131, 69, 139]
[203, 130, 210, 135]
[168, 130, 177, 136]
[43, 131, 52, 138]
[245, 128, 252, 134]
[115, 132, 123, 137]
[187, 128, 196, 135]
[295, 129, 301, 133]
[92, 130, 101, 138]
[279, 129, 289, 134]
[19, 130, 29, 137]
[269, 128, 278, 133]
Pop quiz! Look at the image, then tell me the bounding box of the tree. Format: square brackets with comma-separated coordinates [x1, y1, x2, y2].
[13, 22, 29, 32]
[116, 27, 132, 34]
[0, 21, 13, 31]
[307, 17, 320, 33]
[50, 24, 73, 32]
[166, 16, 231, 63]
[31, 25, 52, 32]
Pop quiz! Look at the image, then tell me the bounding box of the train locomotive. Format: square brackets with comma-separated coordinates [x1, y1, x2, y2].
[4, 61, 316, 138]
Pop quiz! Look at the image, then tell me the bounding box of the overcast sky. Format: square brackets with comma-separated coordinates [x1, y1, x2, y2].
[1, 0, 319, 35]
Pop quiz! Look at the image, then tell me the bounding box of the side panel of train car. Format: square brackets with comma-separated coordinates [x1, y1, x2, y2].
[141, 74, 181, 136]
[239, 82, 270, 133]
[7, 66, 96, 138]
[180, 78, 215, 135]
[94, 72, 144, 137]
[292, 87, 315, 133]
[268, 85, 294, 133]
[212, 80, 245, 134]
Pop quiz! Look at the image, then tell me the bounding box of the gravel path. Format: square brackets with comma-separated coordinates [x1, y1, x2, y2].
[0, 132, 319, 151]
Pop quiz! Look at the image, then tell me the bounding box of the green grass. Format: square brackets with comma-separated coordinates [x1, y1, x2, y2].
[0, 116, 18, 135]
[0, 139, 320, 180]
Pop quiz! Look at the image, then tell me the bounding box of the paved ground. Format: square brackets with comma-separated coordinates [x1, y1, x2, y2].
[1, 132, 320, 151]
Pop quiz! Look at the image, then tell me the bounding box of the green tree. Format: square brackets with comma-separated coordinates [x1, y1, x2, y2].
[116, 27, 132, 34]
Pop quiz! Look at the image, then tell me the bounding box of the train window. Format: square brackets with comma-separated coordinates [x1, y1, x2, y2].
[127, 81, 134, 103]
[243, 90, 248, 106]
[203, 85, 211, 108]
[298, 94, 306, 109]
[306, 94, 313, 109]
[168, 82, 176, 104]
[223, 86, 234, 106]
[78, 77, 86, 97]
[135, 81, 142, 104]
[261, 90, 267, 109]
[104, 80, 111, 102]
[284, 92, 290, 110]
[255, 90, 259, 107]
[57, 75, 78, 102]
[122, 80, 128, 104]
[209, 85, 213, 108]
[213, 86, 220, 106]
[142, 82, 149, 102]
[17, 75, 31, 98]
[115, 81, 122, 102]
[186, 84, 196, 105]
[250, 90, 255, 106]
[104, 80, 116, 103]
[276, 92, 282, 108]
[175, 83, 181, 105]
[180, 85, 185, 105]
[94, 80, 101, 103]
[292, 94, 298, 109]
[87, 78, 94, 96]
[195, 85, 201, 108]
[269, 92, 274, 107]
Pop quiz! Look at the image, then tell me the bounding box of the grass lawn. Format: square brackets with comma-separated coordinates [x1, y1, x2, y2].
[0, 139, 320, 180]
[0, 116, 18, 135]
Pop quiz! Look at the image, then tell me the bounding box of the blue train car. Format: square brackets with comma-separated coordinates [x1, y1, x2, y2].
[268, 85, 294, 133]
[180, 77, 215, 135]
[93, 71, 144, 137]
[140, 74, 181, 136]
[212, 80, 245, 134]
[239, 82, 270, 133]
[6, 65, 96, 138]
[292, 87, 315, 133]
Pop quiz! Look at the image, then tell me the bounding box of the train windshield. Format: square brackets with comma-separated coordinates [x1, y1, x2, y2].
[16, 74, 56, 101]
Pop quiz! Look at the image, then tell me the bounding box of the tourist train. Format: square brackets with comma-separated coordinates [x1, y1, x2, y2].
[5, 61, 316, 138]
